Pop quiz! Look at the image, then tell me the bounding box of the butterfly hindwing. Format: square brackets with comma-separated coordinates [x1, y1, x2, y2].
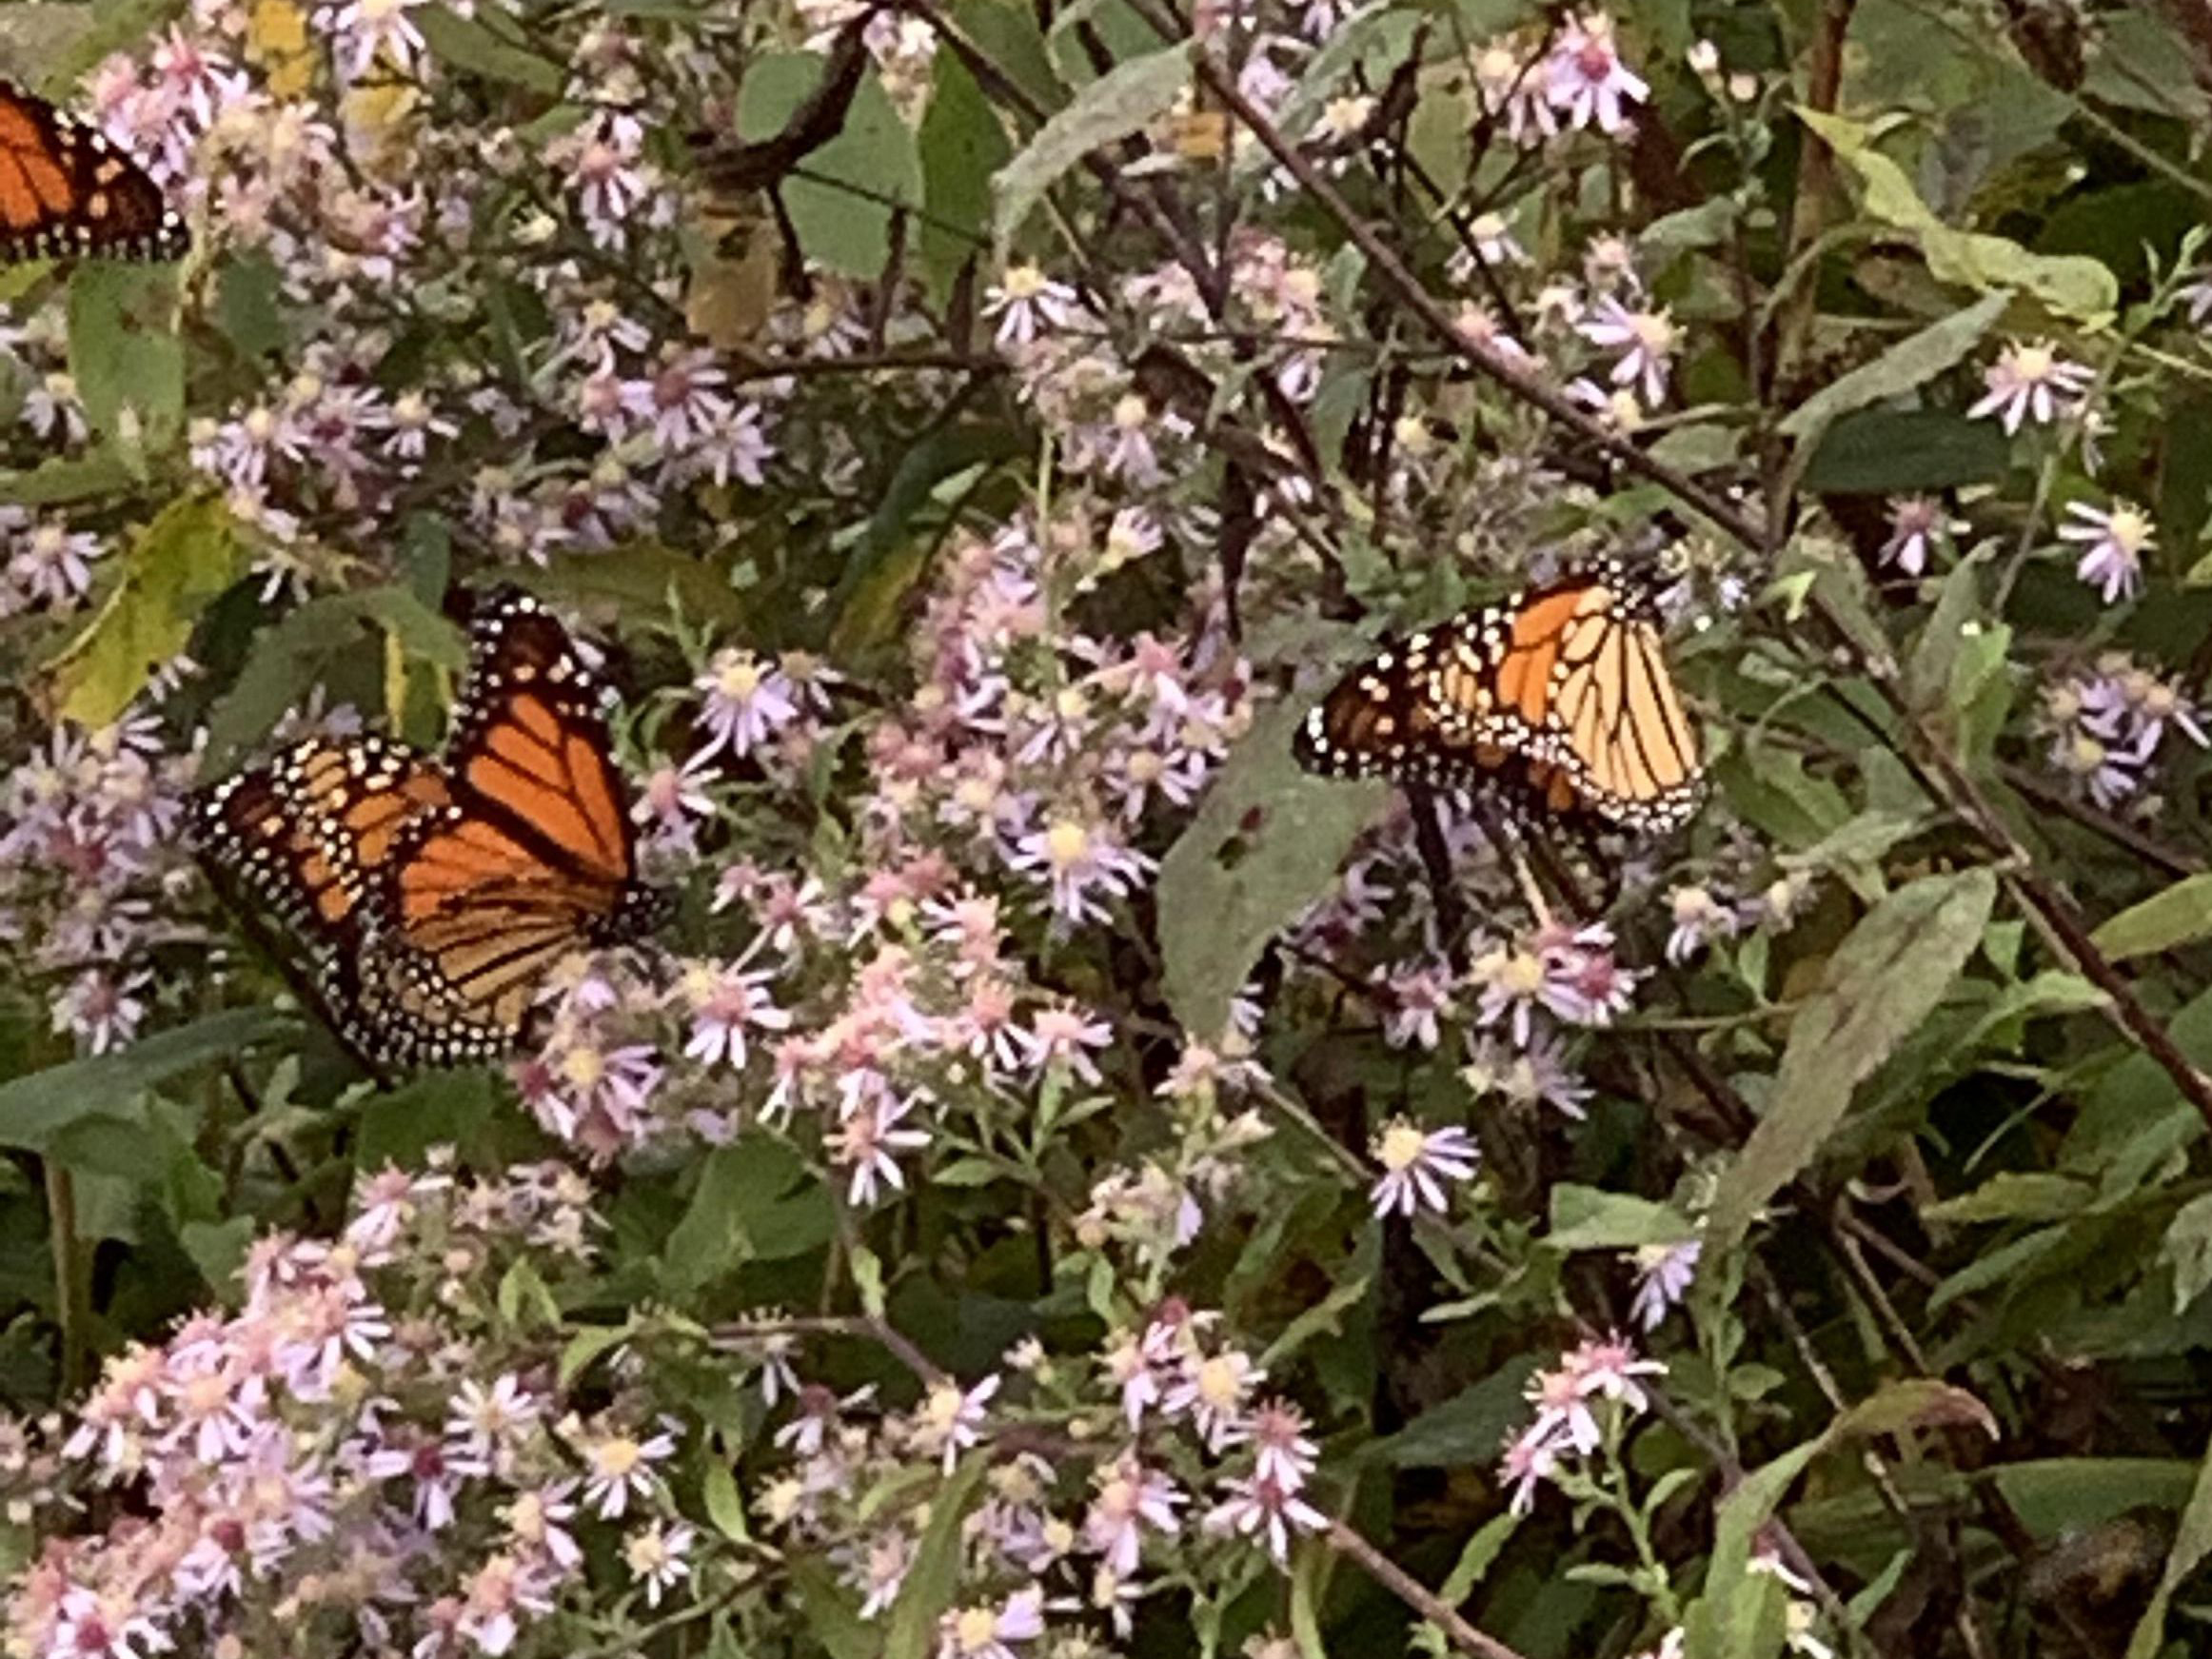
[0, 79, 185, 263]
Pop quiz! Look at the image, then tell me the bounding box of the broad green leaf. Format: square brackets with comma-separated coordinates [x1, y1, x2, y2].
[2091, 874, 2212, 963]
[702, 1460, 751, 1545]
[0, 1011, 286, 1147]
[662, 1137, 819, 1292]
[883, 1457, 988, 1659]
[1923, 1171, 2093, 1225]
[415, 3, 563, 93]
[0, 449, 139, 506]
[1708, 869, 1996, 1249]
[1258, 1274, 1370, 1370]
[560, 1322, 634, 1388]
[1990, 1458, 2202, 1539]
[1798, 109, 2117, 321]
[952, 0, 1065, 115]
[1801, 408, 2010, 496]
[993, 43, 1192, 257]
[1903, 554, 1985, 718]
[2163, 1193, 2212, 1313]
[68, 262, 185, 461]
[357, 1071, 498, 1170]
[215, 252, 289, 361]
[918, 50, 1009, 304]
[1546, 1185, 1697, 1252]
[1366, 1355, 1543, 1469]
[533, 543, 760, 633]
[740, 56, 922, 279]
[202, 586, 466, 772]
[2128, 1436, 2212, 1659]
[788, 1556, 877, 1659]
[1157, 701, 1386, 1037]
[1779, 289, 2007, 453]
[1289, 1535, 1331, 1659]
[48, 494, 246, 728]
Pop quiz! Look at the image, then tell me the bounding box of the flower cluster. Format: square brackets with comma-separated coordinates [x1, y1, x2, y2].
[10, 1157, 699, 1658]
[2041, 654, 2210, 809]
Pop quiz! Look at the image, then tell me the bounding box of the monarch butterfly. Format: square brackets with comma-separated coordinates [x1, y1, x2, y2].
[194, 588, 667, 1069]
[1295, 562, 1705, 835]
[0, 77, 186, 263]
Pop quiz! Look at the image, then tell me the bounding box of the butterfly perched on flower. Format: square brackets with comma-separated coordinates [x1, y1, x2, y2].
[0, 77, 186, 263]
[1295, 561, 1705, 836]
[194, 588, 667, 1069]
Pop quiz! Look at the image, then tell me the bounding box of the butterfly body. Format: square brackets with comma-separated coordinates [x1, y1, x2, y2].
[1295, 564, 1704, 836]
[195, 590, 664, 1070]
[0, 80, 186, 263]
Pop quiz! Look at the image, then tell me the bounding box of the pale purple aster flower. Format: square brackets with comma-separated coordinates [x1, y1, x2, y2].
[1546, 13, 1649, 133]
[1204, 1474, 1327, 1565]
[326, 0, 429, 78]
[915, 1373, 999, 1473]
[647, 349, 732, 451]
[1236, 1398, 1320, 1491]
[1161, 1347, 1264, 1451]
[830, 1093, 931, 1207]
[1017, 1005, 1114, 1083]
[1664, 885, 1738, 964]
[623, 1520, 695, 1609]
[10, 518, 105, 606]
[1470, 938, 1549, 1044]
[1535, 920, 1644, 1026]
[1969, 339, 2093, 434]
[1083, 1453, 1186, 1576]
[504, 1483, 584, 1572]
[577, 1421, 678, 1519]
[936, 1585, 1043, 1659]
[985, 265, 1082, 348]
[1499, 1423, 1557, 1515]
[1369, 1120, 1480, 1217]
[446, 1374, 540, 1463]
[23, 371, 88, 443]
[1879, 494, 1965, 576]
[53, 967, 149, 1055]
[1473, 40, 1556, 144]
[678, 954, 792, 1069]
[2058, 499, 2154, 603]
[694, 648, 801, 761]
[1377, 958, 1455, 1050]
[1565, 1332, 1667, 1410]
[1629, 1239, 1702, 1330]
[1523, 1360, 1603, 1456]
[1006, 817, 1155, 927]
[679, 400, 775, 487]
[1579, 294, 1676, 405]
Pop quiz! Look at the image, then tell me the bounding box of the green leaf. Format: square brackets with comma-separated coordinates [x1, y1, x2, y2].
[2091, 874, 2212, 962]
[702, 1459, 752, 1545]
[662, 1137, 817, 1293]
[1157, 701, 1386, 1036]
[992, 43, 1192, 258]
[1289, 1534, 1331, 1659]
[1367, 1355, 1544, 1468]
[1990, 1458, 2202, 1539]
[203, 586, 467, 773]
[740, 55, 922, 279]
[1923, 1171, 2093, 1225]
[48, 494, 247, 728]
[215, 252, 288, 361]
[0, 449, 140, 506]
[1801, 408, 2010, 495]
[1258, 1274, 1370, 1370]
[1708, 869, 1997, 1249]
[788, 1556, 877, 1659]
[559, 1321, 634, 1388]
[1779, 289, 2007, 456]
[1546, 1185, 1697, 1252]
[357, 1071, 497, 1171]
[2128, 1434, 2212, 1659]
[2163, 1193, 2212, 1313]
[415, 3, 563, 94]
[1797, 109, 2118, 321]
[883, 1456, 989, 1659]
[529, 543, 759, 634]
[68, 262, 185, 461]
[918, 50, 1009, 304]
[0, 1012, 286, 1147]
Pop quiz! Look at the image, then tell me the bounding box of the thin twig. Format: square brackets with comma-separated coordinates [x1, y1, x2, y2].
[714, 1313, 947, 1385]
[1326, 1518, 1534, 1659]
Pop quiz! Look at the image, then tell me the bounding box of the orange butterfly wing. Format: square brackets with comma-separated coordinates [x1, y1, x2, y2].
[0, 79, 186, 263]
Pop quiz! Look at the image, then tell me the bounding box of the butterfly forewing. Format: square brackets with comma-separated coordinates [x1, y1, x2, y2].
[0, 79, 186, 263]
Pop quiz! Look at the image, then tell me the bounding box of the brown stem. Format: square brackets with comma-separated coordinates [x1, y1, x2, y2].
[1326, 1519, 1535, 1659]
[1768, 0, 1857, 407]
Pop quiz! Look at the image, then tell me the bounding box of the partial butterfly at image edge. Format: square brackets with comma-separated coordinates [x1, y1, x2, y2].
[1294, 561, 1706, 838]
[0, 76, 187, 264]
[191, 588, 667, 1073]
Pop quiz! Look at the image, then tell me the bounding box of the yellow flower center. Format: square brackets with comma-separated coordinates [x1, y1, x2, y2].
[1378, 1121, 1428, 1173]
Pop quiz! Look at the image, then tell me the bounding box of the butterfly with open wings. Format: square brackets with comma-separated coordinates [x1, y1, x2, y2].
[0, 77, 186, 263]
[194, 588, 667, 1070]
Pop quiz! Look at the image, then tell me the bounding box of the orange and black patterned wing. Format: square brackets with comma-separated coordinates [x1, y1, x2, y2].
[0, 79, 185, 263]
[1294, 565, 1704, 836]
